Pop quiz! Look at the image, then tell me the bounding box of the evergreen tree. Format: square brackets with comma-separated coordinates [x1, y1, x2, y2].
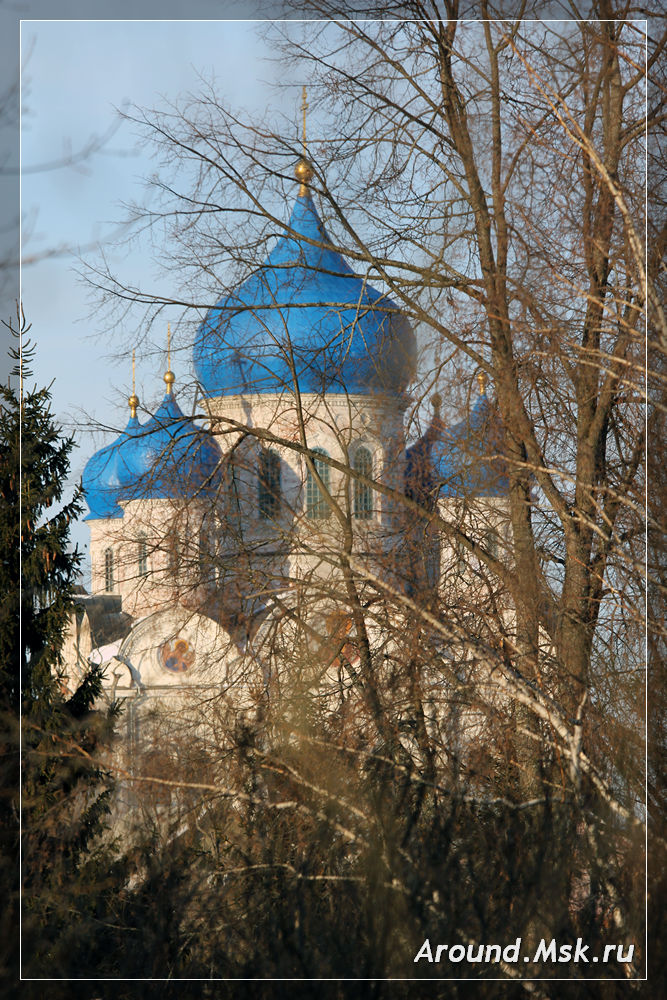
[0, 314, 122, 985]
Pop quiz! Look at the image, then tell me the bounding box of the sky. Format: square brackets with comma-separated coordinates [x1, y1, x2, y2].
[20, 19, 308, 580]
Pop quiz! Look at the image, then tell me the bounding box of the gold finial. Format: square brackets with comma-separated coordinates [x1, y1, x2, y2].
[295, 85, 313, 195]
[477, 371, 488, 396]
[128, 349, 139, 417]
[295, 157, 314, 193]
[164, 323, 175, 394]
[431, 392, 442, 416]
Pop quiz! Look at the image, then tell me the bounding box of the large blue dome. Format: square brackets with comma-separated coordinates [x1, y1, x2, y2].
[82, 413, 142, 521]
[194, 185, 416, 397]
[117, 391, 223, 502]
[406, 394, 509, 503]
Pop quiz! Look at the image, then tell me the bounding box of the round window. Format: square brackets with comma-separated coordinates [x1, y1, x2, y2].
[158, 637, 196, 674]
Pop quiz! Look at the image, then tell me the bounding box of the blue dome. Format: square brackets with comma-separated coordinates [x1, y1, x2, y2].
[194, 189, 416, 397]
[82, 413, 142, 521]
[406, 395, 509, 502]
[117, 391, 223, 502]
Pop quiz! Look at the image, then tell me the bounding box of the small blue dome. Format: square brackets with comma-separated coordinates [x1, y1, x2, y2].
[82, 414, 142, 521]
[117, 392, 223, 502]
[434, 395, 509, 497]
[194, 189, 416, 397]
[406, 395, 508, 502]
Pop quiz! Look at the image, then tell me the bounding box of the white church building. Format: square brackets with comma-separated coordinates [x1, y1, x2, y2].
[64, 156, 510, 773]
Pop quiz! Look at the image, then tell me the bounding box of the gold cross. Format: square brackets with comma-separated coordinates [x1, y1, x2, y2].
[164, 323, 175, 394]
[301, 85, 308, 156]
[129, 348, 139, 416]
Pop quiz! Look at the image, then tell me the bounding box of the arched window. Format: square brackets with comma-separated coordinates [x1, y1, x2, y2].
[353, 446, 373, 520]
[425, 544, 440, 588]
[137, 534, 148, 577]
[306, 448, 331, 520]
[198, 525, 209, 576]
[454, 539, 467, 576]
[258, 449, 281, 519]
[167, 532, 179, 575]
[198, 523, 219, 586]
[104, 548, 114, 593]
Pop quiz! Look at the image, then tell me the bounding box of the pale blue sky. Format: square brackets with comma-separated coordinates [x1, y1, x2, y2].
[20, 20, 304, 576]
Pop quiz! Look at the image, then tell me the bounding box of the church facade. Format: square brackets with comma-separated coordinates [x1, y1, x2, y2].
[64, 157, 510, 773]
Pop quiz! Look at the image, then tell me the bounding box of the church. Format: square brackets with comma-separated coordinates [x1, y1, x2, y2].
[63, 154, 510, 771]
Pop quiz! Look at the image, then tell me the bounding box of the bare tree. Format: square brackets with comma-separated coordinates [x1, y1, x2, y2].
[69, 9, 664, 986]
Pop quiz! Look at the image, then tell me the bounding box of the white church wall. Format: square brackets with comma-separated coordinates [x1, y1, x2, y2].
[202, 389, 409, 598]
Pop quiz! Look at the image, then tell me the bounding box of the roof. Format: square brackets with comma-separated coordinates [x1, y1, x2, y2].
[117, 391, 223, 503]
[406, 394, 509, 503]
[82, 413, 142, 520]
[194, 187, 416, 397]
[83, 391, 224, 518]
